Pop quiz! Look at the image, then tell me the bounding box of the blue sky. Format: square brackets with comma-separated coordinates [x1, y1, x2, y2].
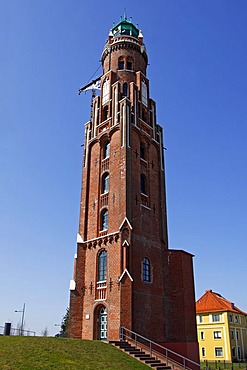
[1, 0, 246, 336]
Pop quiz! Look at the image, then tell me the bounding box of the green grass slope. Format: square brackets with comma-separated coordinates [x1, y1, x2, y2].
[0, 336, 150, 370]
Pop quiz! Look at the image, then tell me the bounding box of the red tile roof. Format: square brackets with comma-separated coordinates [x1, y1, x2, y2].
[196, 290, 247, 315]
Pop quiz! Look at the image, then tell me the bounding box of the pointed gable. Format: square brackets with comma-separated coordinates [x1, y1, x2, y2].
[196, 289, 247, 315]
[119, 268, 133, 282]
[119, 217, 133, 231]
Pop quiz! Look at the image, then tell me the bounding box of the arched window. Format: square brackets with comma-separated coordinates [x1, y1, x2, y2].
[122, 83, 128, 97]
[140, 174, 147, 194]
[140, 142, 146, 160]
[103, 105, 109, 121]
[102, 78, 110, 105]
[103, 141, 110, 159]
[142, 258, 151, 282]
[141, 80, 148, 107]
[102, 173, 109, 193]
[118, 58, 124, 70]
[126, 60, 132, 70]
[98, 250, 107, 281]
[101, 209, 108, 230]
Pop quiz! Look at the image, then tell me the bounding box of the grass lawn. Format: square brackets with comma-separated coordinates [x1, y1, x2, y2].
[0, 336, 150, 370]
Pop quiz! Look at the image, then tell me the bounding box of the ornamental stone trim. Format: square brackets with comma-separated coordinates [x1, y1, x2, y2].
[81, 232, 120, 249]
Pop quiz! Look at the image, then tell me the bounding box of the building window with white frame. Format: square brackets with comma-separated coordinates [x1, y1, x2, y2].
[212, 314, 220, 322]
[202, 347, 206, 357]
[230, 330, 234, 339]
[214, 331, 222, 339]
[215, 347, 223, 357]
[200, 332, 205, 340]
[235, 315, 239, 323]
[229, 314, 233, 323]
[102, 78, 110, 105]
[198, 315, 203, 323]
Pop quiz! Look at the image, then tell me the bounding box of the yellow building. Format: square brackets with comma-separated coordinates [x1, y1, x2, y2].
[196, 290, 247, 362]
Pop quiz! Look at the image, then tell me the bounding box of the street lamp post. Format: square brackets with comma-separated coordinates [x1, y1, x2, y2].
[15, 303, 25, 336]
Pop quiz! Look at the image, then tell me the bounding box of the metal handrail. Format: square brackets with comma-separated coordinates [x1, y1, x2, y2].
[120, 326, 200, 370]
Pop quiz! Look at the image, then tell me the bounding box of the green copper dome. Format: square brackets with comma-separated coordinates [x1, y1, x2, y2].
[111, 16, 139, 39]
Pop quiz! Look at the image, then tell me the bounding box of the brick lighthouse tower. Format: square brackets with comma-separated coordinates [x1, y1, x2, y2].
[69, 16, 198, 359]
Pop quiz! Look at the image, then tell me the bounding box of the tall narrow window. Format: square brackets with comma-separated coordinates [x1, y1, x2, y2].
[101, 209, 108, 230]
[103, 142, 110, 159]
[140, 174, 147, 194]
[102, 78, 110, 105]
[102, 173, 109, 193]
[118, 59, 124, 70]
[142, 258, 151, 282]
[140, 142, 146, 160]
[126, 61, 132, 70]
[98, 250, 107, 281]
[122, 83, 128, 97]
[141, 80, 148, 106]
[103, 106, 109, 121]
[202, 348, 206, 357]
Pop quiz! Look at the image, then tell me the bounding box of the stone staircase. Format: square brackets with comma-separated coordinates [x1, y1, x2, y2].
[111, 341, 172, 370]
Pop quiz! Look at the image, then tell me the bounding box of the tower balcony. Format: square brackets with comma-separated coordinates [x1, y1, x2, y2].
[141, 193, 149, 208]
[100, 193, 109, 207]
[95, 281, 107, 301]
[101, 158, 109, 172]
[97, 117, 111, 135]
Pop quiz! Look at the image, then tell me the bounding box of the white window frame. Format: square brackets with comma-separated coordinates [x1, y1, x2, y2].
[215, 347, 223, 357]
[212, 314, 220, 322]
[214, 331, 222, 339]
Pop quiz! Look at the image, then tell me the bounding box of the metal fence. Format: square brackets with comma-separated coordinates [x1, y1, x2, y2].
[0, 325, 36, 336]
[201, 361, 247, 370]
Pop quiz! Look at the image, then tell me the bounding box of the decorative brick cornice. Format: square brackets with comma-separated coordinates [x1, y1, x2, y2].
[80, 232, 120, 250]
